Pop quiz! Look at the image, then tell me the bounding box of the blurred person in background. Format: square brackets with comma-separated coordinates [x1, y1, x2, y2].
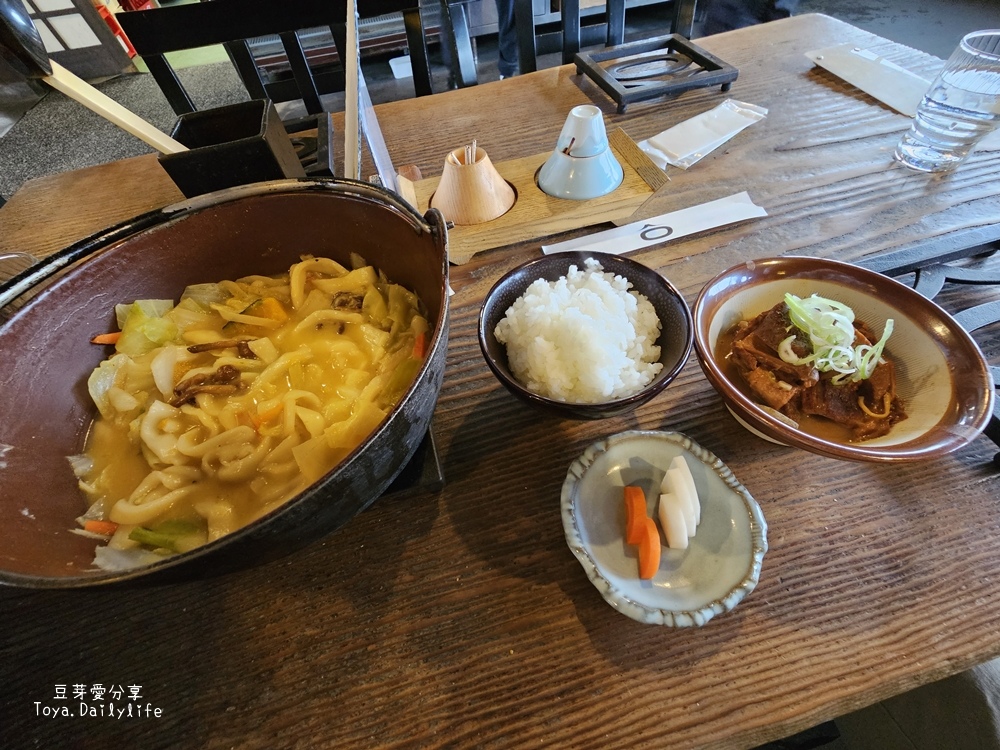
[700, 0, 801, 33]
[493, 0, 518, 78]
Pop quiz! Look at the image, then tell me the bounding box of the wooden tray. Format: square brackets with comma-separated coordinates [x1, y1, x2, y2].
[397, 129, 667, 265]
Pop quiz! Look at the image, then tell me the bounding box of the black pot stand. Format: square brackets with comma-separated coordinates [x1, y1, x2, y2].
[573, 34, 739, 114]
[857, 225, 1000, 465]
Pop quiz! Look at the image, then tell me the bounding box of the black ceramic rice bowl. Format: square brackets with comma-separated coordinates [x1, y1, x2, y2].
[478, 251, 693, 419]
[0, 179, 450, 588]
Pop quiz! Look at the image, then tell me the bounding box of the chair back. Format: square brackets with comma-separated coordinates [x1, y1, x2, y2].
[514, 0, 697, 74]
[115, 0, 434, 118]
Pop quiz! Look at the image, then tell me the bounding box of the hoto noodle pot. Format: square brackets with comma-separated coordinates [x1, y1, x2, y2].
[0, 179, 450, 588]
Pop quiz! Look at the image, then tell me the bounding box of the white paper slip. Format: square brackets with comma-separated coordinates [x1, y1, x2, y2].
[980, 128, 1000, 150]
[805, 44, 931, 117]
[541, 191, 767, 256]
[639, 100, 768, 170]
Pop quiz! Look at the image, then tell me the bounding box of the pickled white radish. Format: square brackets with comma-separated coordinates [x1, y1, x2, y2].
[666, 466, 697, 536]
[668, 455, 700, 526]
[657, 492, 689, 550]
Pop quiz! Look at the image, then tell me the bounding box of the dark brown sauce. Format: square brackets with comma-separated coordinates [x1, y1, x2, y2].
[715, 325, 857, 444]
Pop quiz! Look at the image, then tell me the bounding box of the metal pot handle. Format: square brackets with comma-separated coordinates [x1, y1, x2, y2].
[0, 210, 167, 314]
[0, 252, 36, 284]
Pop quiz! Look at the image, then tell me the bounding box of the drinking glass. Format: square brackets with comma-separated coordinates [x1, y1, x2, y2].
[894, 30, 1000, 173]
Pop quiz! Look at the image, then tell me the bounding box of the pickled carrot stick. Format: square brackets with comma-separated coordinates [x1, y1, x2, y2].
[638, 517, 661, 579]
[623, 485, 646, 546]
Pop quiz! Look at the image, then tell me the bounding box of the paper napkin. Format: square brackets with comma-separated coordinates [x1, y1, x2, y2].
[639, 100, 768, 170]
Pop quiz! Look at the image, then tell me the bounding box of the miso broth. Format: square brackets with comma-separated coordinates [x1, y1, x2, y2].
[73, 256, 429, 568]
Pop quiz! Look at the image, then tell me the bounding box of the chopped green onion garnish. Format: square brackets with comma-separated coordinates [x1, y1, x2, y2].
[779, 293, 892, 382]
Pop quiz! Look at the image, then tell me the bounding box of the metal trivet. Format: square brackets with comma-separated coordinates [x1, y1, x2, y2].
[857, 225, 1000, 465]
[285, 113, 336, 177]
[574, 34, 738, 114]
[384, 426, 445, 496]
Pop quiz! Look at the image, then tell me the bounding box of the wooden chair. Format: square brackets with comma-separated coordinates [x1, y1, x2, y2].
[514, 0, 698, 74]
[115, 0, 441, 120]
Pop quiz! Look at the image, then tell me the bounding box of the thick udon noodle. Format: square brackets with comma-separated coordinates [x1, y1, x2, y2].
[73, 255, 428, 568]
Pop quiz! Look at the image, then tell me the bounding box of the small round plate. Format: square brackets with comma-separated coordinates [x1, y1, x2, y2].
[561, 430, 767, 626]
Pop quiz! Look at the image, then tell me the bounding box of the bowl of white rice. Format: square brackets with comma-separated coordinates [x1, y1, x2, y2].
[478, 252, 693, 419]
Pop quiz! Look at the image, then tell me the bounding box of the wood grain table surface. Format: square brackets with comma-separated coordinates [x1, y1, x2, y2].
[2, 13, 1000, 750]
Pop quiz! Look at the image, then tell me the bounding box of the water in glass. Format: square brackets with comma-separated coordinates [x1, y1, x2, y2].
[894, 31, 1000, 173]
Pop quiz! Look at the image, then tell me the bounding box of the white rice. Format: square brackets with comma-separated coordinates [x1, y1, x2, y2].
[494, 259, 663, 403]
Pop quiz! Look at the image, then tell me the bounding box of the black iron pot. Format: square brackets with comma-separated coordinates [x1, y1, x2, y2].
[0, 179, 449, 588]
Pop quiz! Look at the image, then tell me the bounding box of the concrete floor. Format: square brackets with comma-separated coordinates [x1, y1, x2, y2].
[799, 0, 1000, 60]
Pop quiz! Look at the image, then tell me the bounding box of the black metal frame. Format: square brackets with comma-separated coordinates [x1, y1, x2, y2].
[288, 113, 336, 178]
[857, 224, 1000, 464]
[573, 33, 738, 113]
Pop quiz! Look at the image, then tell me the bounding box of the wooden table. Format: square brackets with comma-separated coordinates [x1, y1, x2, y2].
[2, 14, 1000, 750]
